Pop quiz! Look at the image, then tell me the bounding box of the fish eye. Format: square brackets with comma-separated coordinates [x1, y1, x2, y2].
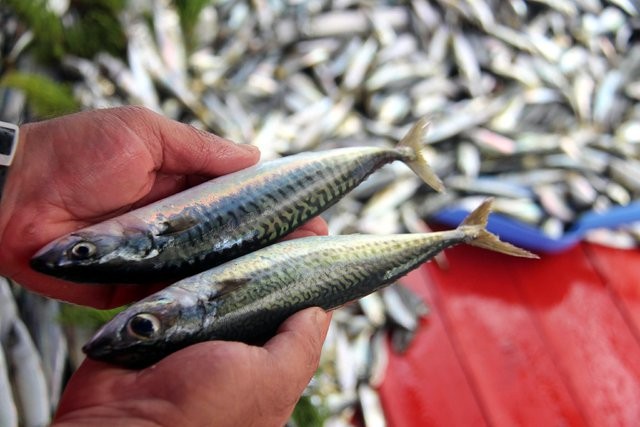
[126, 313, 161, 339]
[69, 241, 97, 259]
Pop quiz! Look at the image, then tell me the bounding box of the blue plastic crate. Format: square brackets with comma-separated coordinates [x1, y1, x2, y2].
[432, 200, 640, 252]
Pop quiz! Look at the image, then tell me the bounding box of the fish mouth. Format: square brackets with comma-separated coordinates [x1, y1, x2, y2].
[82, 326, 115, 358]
[82, 339, 111, 360]
[30, 240, 80, 274]
[29, 254, 89, 281]
[29, 253, 63, 275]
[29, 252, 142, 284]
[83, 330, 166, 369]
[83, 339, 150, 369]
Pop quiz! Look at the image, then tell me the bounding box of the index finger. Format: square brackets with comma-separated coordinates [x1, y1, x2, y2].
[109, 106, 260, 177]
[263, 307, 332, 396]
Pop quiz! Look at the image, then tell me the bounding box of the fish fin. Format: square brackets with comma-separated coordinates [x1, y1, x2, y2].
[158, 216, 199, 236]
[459, 198, 539, 258]
[397, 118, 445, 193]
[209, 277, 252, 300]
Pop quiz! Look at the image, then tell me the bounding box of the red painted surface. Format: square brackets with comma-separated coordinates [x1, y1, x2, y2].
[379, 243, 640, 427]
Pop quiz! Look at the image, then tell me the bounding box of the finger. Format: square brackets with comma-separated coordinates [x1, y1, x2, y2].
[111, 107, 260, 177]
[10, 268, 160, 309]
[264, 307, 332, 395]
[283, 216, 329, 240]
[55, 359, 132, 416]
[134, 340, 263, 425]
[131, 173, 189, 208]
[265, 307, 331, 363]
[55, 359, 190, 426]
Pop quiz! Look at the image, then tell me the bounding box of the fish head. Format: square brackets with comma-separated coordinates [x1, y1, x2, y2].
[83, 287, 203, 368]
[30, 220, 157, 282]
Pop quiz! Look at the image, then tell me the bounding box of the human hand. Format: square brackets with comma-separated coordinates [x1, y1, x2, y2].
[52, 307, 331, 427]
[0, 106, 327, 307]
[0, 107, 332, 426]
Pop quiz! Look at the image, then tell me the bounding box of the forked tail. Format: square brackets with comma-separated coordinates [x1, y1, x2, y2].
[458, 198, 539, 258]
[397, 118, 445, 193]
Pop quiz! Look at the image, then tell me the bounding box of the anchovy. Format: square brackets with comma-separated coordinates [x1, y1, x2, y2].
[83, 199, 536, 368]
[5, 320, 51, 427]
[0, 345, 18, 427]
[30, 119, 443, 284]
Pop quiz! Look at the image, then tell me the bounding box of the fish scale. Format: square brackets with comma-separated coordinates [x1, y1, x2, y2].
[31, 120, 443, 284]
[83, 199, 536, 368]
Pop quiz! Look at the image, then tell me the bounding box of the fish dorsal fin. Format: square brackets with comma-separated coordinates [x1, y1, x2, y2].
[158, 216, 199, 236]
[209, 277, 252, 300]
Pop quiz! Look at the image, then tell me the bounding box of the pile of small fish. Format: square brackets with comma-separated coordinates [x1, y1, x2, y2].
[2, 0, 640, 425]
[51, 0, 640, 248]
[0, 278, 63, 427]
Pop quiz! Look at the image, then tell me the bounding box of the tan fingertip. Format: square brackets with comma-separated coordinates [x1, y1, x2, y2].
[218, 137, 261, 156]
[310, 306, 327, 323]
[236, 143, 260, 154]
[189, 125, 256, 151]
[311, 307, 332, 340]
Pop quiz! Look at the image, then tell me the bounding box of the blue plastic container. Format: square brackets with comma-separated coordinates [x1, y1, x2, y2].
[432, 200, 640, 252]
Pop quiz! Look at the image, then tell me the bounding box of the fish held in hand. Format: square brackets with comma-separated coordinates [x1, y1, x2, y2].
[30, 118, 443, 284]
[83, 198, 536, 368]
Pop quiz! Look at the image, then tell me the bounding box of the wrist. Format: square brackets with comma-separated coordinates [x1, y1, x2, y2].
[0, 120, 20, 201]
[0, 123, 28, 254]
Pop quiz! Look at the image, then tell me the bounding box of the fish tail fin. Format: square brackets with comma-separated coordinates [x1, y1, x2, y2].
[398, 118, 445, 193]
[459, 198, 539, 258]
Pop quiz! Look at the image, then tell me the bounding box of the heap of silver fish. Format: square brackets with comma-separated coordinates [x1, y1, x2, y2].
[1, 0, 640, 425]
[54, 0, 640, 247]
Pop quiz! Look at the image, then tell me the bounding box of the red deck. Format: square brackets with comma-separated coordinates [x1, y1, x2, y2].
[379, 243, 640, 427]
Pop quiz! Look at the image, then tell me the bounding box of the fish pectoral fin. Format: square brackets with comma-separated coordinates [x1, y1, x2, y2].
[158, 216, 199, 236]
[209, 277, 252, 300]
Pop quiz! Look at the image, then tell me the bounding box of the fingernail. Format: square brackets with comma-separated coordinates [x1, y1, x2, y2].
[237, 143, 260, 154]
[225, 139, 259, 153]
[311, 307, 328, 324]
[194, 127, 257, 153]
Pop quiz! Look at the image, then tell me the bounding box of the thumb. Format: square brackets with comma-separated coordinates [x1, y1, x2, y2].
[114, 106, 260, 177]
[264, 307, 332, 394]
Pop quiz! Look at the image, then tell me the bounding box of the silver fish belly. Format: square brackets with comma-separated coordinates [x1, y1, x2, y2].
[83, 199, 535, 368]
[30, 119, 443, 284]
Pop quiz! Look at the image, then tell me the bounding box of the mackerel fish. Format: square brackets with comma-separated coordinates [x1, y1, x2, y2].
[83, 199, 536, 368]
[30, 119, 443, 284]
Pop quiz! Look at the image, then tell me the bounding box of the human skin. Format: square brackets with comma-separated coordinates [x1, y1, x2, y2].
[0, 106, 331, 426]
[53, 307, 331, 427]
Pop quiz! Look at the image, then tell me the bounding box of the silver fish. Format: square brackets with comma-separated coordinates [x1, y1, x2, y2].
[6, 320, 51, 427]
[16, 293, 67, 411]
[358, 383, 386, 427]
[0, 344, 18, 427]
[83, 199, 536, 368]
[31, 119, 443, 284]
[0, 277, 17, 340]
[382, 285, 429, 332]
